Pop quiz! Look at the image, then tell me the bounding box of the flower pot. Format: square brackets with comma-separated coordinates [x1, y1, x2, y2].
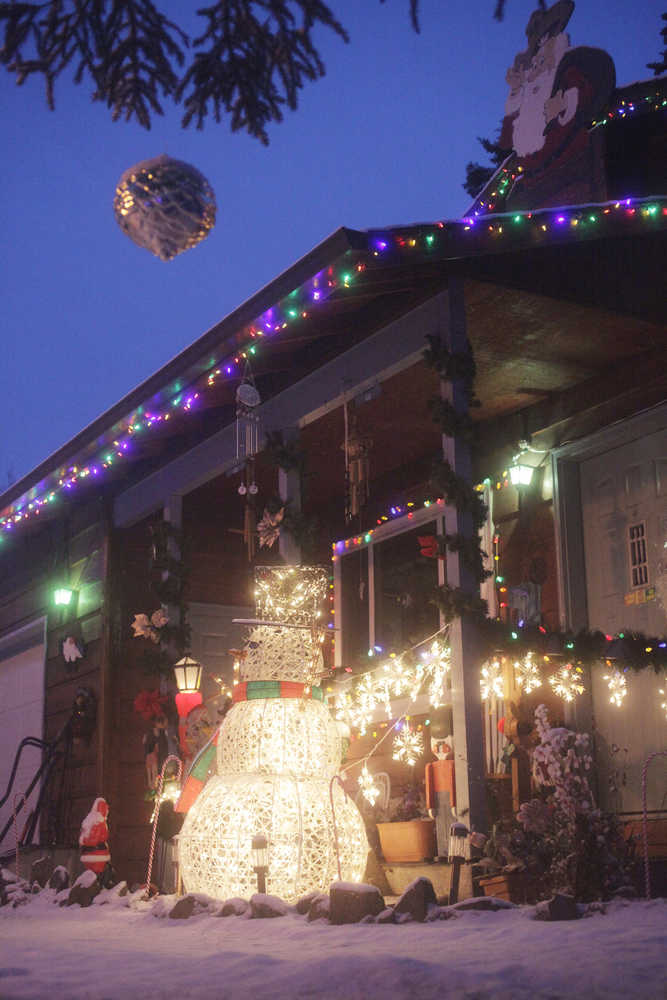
[478, 872, 538, 904]
[376, 819, 436, 863]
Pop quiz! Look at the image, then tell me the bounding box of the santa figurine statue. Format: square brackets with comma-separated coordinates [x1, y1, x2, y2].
[79, 797, 112, 879]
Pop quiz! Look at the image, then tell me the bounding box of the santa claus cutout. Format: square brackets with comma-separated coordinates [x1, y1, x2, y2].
[498, 1, 615, 208]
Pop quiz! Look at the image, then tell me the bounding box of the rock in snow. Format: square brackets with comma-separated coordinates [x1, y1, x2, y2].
[393, 877, 438, 923]
[329, 882, 385, 924]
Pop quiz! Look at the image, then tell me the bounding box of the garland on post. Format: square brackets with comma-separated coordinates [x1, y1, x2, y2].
[423, 334, 489, 622]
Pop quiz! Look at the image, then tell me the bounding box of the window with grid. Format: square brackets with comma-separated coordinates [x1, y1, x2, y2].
[628, 522, 649, 587]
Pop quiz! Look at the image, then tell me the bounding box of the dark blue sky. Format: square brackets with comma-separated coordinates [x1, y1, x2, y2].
[1, 0, 663, 486]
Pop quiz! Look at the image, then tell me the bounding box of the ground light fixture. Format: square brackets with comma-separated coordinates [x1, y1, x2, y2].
[448, 821, 469, 904]
[251, 833, 269, 894]
[173, 656, 204, 753]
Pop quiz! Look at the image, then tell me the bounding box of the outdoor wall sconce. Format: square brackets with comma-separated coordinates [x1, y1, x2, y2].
[509, 462, 534, 487]
[173, 656, 204, 754]
[53, 587, 79, 620]
[251, 832, 269, 894]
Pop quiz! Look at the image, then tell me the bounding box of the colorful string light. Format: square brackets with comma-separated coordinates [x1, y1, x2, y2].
[2, 196, 665, 538]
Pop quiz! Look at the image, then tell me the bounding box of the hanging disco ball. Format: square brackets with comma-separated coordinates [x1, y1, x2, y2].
[113, 154, 216, 261]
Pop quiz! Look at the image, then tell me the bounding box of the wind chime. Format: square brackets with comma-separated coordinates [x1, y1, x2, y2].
[343, 403, 372, 524]
[235, 364, 261, 560]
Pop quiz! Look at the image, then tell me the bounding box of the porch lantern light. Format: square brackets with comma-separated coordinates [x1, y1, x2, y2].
[251, 832, 269, 894]
[174, 656, 203, 694]
[174, 656, 204, 754]
[509, 461, 534, 487]
[54, 586, 77, 607]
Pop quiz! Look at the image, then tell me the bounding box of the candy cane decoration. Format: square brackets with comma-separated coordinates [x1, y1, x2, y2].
[641, 749, 667, 900]
[144, 755, 183, 896]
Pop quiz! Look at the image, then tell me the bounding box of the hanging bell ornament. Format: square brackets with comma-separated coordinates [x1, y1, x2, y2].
[238, 484, 248, 496]
[114, 155, 216, 261]
[249, 483, 259, 495]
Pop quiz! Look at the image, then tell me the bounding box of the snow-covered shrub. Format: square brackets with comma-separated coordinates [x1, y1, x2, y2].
[511, 705, 631, 901]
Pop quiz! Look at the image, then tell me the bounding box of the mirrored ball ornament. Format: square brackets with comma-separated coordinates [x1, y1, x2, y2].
[114, 154, 216, 261]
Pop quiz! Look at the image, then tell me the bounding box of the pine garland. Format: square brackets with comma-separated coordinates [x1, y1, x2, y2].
[475, 619, 667, 673]
[423, 335, 489, 622]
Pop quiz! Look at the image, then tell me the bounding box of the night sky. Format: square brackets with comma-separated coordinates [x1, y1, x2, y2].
[1, 0, 662, 487]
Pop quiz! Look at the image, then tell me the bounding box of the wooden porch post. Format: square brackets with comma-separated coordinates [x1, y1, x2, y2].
[438, 280, 487, 835]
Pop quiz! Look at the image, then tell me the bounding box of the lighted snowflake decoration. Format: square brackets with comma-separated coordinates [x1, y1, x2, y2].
[423, 640, 451, 708]
[392, 725, 423, 766]
[603, 669, 627, 707]
[358, 763, 381, 806]
[660, 688, 667, 721]
[480, 658, 505, 702]
[514, 651, 542, 694]
[548, 663, 585, 702]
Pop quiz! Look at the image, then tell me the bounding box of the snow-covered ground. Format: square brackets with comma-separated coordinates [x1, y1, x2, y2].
[1, 890, 665, 1000]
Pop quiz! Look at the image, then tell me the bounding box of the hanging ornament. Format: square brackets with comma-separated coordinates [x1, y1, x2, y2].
[392, 724, 423, 766]
[343, 405, 372, 523]
[603, 668, 627, 707]
[480, 658, 505, 703]
[514, 651, 542, 694]
[113, 154, 216, 261]
[236, 363, 261, 462]
[257, 507, 284, 549]
[358, 763, 381, 806]
[548, 663, 585, 702]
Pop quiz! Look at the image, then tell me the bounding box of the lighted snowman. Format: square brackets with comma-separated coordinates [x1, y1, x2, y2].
[177, 566, 368, 902]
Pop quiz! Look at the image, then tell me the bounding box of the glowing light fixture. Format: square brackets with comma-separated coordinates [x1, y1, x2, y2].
[174, 656, 204, 754]
[174, 656, 203, 693]
[53, 587, 78, 613]
[509, 462, 534, 487]
[251, 833, 269, 893]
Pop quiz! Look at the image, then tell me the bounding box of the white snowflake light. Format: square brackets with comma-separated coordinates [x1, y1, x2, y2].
[392, 725, 423, 766]
[548, 663, 585, 702]
[603, 669, 627, 707]
[660, 688, 667, 721]
[358, 763, 380, 806]
[514, 651, 542, 694]
[480, 658, 505, 702]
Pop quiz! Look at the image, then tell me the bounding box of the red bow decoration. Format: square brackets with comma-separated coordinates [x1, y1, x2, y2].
[133, 688, 167, 721]
[418, 535, 443, 559]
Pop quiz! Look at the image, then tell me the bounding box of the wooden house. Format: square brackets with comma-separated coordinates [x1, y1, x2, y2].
[1, 20, 665, 887]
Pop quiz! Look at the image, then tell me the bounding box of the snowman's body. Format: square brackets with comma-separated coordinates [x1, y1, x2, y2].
[178, 619, 368, 902]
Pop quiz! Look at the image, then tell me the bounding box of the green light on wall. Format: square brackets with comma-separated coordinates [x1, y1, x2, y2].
[54, 587, 76, 607]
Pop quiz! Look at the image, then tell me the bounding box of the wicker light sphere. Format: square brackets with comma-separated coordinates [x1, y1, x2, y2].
[113, 154, 216, 261]
[178, 568, 369, 902]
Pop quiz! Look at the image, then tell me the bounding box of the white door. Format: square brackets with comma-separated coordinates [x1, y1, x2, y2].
[0, 620, 46, 852]
[579, 419, 667, 811]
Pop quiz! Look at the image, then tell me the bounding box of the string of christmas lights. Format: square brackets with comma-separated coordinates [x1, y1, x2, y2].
[2, 196, 666, 537]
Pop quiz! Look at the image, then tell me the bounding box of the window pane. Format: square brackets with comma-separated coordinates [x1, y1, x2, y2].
[373, 520, 440, 651]
[340, 549, 369, 664]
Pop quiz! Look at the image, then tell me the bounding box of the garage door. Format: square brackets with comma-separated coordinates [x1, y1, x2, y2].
[0, 619, 46, 853]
